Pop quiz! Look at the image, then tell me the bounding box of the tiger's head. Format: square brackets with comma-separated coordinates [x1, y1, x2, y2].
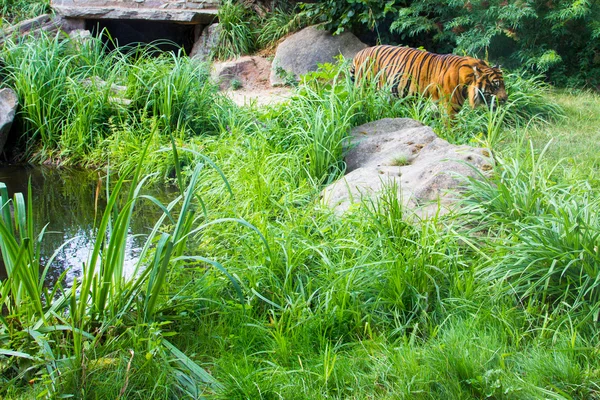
[468, 63, 508, 109]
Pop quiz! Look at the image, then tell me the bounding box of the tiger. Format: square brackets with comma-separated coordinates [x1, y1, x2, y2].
[350, 45, 508, 114]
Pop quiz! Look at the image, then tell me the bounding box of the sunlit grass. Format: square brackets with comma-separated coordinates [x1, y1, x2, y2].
[498, 90, 600, 186]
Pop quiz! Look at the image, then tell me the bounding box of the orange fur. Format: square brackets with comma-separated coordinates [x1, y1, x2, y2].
[351, 45, 508, 113]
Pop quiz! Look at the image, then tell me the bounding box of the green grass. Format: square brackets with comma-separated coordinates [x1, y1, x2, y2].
[257, 7, 311, 49]
[499, 90, 600, 185]
[0, 33, 228, 165]
[0, 0, 49, 26]
[2, 32, 600, 398]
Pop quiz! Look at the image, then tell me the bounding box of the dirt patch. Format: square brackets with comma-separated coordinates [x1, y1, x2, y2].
[212, 56, 273, 91]
[225, 87, 293, 107]
[211, 55, 293, 107]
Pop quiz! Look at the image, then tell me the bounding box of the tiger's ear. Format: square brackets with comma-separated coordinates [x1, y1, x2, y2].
[493, 64, 502, 70]
[472, 66, 480, 79]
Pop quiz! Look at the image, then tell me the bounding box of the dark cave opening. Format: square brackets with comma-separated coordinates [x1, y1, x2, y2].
[86, 19, 201, 54]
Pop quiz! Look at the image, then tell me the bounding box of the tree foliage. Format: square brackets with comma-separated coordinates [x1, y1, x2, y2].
[299, 0, 600, 88]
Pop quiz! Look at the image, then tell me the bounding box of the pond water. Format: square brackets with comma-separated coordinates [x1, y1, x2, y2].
[0, 165, 175, 286]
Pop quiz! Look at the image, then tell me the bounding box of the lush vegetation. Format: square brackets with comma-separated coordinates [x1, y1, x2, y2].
[0, 0, 49, 26]
[0, 0, 599, 396]
[1, 30, 599, 398]
[299, 0, 600, 88]
[211, 0, 312, 60]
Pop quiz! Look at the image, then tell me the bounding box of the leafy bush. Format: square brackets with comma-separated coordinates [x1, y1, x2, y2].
[299, 0, 392, 35]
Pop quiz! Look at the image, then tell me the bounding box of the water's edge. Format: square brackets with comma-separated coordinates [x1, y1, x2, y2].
[0, 164, 175, 286]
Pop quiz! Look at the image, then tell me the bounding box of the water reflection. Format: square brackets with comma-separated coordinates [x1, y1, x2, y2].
[0, 165, 174, 286]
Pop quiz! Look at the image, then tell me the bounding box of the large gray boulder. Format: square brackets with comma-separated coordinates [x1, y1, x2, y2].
[0, 88, 18, 155]
[270, 25, 367, 86]
[321, 118, 493, 218]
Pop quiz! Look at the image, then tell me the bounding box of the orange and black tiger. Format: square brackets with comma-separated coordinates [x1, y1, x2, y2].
[350, 45, 508, 114]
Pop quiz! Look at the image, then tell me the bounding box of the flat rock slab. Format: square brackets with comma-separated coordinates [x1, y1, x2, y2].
[0, 88, 18, 155]
[0, 14, 65, 45]
[52, 0, 218, 23]
[322, 118, 493, 218]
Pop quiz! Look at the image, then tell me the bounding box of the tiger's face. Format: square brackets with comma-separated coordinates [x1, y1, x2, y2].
[470, 64, 508, 109]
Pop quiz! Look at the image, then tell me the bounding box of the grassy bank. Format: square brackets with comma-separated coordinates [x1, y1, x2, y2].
[1, 33, 600, 399]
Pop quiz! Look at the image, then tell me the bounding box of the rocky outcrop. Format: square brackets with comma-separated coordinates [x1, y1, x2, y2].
[321, 118, 493, 217]
[0, 13, 90, 47]
[211, 56, 272, 91]
[51, 0, 219, 23]
[190, 23, 221, 61]
[0, 88, 18, 155]
[0, 14, 64, 46]
[270, 25, 367, 86]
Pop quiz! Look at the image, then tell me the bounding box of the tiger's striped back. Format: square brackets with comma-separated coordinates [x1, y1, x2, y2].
[351, 45, 507, 113]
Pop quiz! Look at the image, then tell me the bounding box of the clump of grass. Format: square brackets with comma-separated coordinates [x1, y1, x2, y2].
[212, 0, 256, 60]
[390, 154, 410, 166]
[257, 7, 311, 49]
[462, 145, 600, 317]
[0, 0, 49, 25]
[0, 33, 228, 163]
[230, 78, 242, 90]
[1, 34, 72, 157]
[126, 48, 220, 133]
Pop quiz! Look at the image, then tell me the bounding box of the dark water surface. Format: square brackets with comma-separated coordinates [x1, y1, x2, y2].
[0, 165, 175, 286]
